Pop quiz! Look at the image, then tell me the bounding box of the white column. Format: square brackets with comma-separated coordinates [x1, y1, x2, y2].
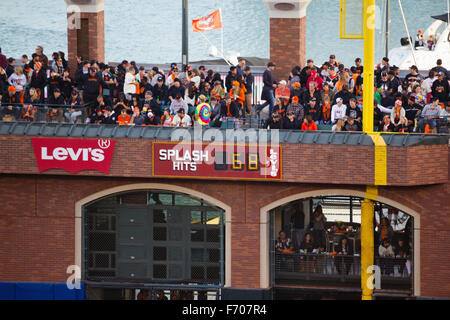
[262, 0, 312, 19]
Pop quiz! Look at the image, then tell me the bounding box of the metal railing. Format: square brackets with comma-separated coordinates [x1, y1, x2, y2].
[0, 102, 92, 124]
[275, 253, 411, 284]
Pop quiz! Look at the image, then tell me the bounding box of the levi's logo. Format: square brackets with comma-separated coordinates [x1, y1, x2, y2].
[32, 138, 116, 174]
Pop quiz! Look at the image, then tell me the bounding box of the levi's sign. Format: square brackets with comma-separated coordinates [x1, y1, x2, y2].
[32, 138, 116, 174]
[152, 142, 282, 180]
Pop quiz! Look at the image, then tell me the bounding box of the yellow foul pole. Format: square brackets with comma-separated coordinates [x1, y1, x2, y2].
[363, 0, 375, 133]
[361, 0, 376, 300]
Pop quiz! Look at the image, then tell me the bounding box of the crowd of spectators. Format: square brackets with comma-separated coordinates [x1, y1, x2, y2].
[275, 203, 413, 277]
[0, 45, 448, 133]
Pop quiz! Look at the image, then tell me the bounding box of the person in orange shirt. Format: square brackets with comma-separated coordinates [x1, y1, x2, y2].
[117, 108, 131, 125]
[229, 78, 247, 114]
[301, 115, 318, 131]
[275, 80, 291, 106]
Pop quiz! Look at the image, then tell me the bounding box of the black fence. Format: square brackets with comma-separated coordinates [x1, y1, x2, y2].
[275, 253, 411, 291]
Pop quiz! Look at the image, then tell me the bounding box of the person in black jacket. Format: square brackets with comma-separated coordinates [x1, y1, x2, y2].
[47, 88, 65, 122]
[266, 112, 283, 129]
[220, 94, 239, 118]
[283, 111, 300, 129]
[140, 90, 161, 118]
[333, 85, 355, 106]
[5, 58, 15, 78]
[0, 66, 8, 94]
[101, 107, 117, 124]
[30, 63, 47, 101]
[225, 66, 237, 93]
[152, 76, 168, 106]
[244, 66, 254, 115]
[258, 62, 277, 117]
[304, 97, 321, 123]
[75, 61, 90, 90]
[83, 67, 104, 108]
[432, 72, 449, 104]
[334, 237, 354, 275]
[167, 79, 185, 103]
[387, 71, 400, 94]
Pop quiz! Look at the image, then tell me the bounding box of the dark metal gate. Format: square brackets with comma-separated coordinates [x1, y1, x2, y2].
[83, 190, 225, 299]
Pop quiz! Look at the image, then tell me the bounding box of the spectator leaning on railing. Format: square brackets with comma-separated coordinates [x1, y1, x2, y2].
[0, 45, 448, 132]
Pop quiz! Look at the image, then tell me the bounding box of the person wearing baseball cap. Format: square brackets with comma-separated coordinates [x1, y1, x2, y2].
[354, 57, 363, 73]
[172, 107, 192, 127]
[431, 71, 449, 105]
[331, 97, 347, 124]
[390, 99, 405, 128]
[140, 90, 161, 118]
[275, 80, 290, 106]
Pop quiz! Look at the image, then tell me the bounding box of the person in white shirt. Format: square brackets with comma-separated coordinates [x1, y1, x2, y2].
[8, 66, 27, 92]
[123, 66, 137, 101]
[172, 108, 192, 127]
[331, 97, 347, 124]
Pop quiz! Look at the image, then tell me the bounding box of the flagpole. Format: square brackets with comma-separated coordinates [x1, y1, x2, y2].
[220, 8, 224, 62]
[198, 31, 231, 66]
[182, 0, 189, 70]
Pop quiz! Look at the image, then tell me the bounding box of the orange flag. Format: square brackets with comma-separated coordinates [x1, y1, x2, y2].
[192, 9, 223, 32]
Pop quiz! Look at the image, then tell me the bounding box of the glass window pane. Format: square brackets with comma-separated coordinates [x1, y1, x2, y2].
[175, 194, 201, 206]
[191, 229, 204, 242]
[111, 254, 115, 268]
[191, 211, 202, 224]
[153, 209, 167, 223]
[206, 211, 221, 225]
[153, 227, 167, 241]
[148, 193, 173, 206]
[153, 247, 167, 261]
[121, 192, 147, 204]
[153, 265, 167, 278]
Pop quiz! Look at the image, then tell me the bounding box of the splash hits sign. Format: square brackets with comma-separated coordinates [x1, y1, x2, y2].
[32, 138, 116, 174]
[152, 142, 282, 180]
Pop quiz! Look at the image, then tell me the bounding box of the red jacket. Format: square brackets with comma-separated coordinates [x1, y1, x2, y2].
[301, 121, 318, 131]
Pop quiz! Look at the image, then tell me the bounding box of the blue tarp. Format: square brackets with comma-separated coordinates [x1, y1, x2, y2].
[0, 282, 85, 300]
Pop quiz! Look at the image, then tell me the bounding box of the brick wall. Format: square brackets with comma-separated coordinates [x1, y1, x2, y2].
[270, 17, 306, 82]
[67, 11, 105, 75]
[0, 135, 447, 186]
[0, 175, 448, 297]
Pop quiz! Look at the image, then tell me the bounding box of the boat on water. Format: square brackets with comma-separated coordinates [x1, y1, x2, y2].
[389, 13, 450, 70]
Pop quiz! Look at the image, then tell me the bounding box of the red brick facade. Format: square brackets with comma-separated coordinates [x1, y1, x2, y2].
[67, 11, 105, 75]
[270, 17, 306, 82]
[0, 135, 448, 298]
[0, 136, 447, 186]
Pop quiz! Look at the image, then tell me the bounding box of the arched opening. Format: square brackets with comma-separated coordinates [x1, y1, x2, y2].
[260, 190, 420, 300]
[77, 185, 229, 300]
